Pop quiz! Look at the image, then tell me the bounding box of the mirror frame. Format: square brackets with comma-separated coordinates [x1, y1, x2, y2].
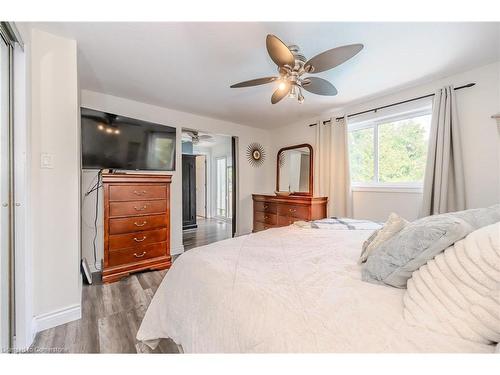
[276, 143, 314, 196]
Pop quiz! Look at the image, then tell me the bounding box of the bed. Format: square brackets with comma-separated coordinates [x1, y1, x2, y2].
[136, 223, 495, 353]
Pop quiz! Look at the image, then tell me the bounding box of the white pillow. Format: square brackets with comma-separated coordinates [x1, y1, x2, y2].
[403, 222, 500, 344]
[358, 213, 408, 264]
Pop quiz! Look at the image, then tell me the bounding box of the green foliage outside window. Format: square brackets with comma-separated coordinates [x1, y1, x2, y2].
[349, 127, 374, 183]
[349, 114, 431, 184]
[378, 118, 429, 182]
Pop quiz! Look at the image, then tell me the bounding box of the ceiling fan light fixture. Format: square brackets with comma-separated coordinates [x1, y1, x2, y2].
[230, 34, 363, 104]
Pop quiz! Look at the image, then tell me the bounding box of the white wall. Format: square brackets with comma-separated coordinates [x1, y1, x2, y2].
[351, 190, 423, 222]
[270, 62, 500, 221]
[30, 29, 81, 329]
[80, 90, 274, 267]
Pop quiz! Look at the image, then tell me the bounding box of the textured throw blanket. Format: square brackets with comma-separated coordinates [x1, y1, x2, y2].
[404, 222, 500, 344]
[295, 217, 382, 230]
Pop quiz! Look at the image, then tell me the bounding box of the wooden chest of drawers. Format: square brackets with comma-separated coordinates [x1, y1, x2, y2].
[252, 194, 328, 232]
[102, 173, 172, 283]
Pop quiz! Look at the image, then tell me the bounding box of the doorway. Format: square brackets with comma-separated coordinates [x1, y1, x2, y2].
[181, 130, 236, 251]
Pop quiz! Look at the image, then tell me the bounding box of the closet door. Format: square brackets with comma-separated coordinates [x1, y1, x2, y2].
[0, 33, 12, 350]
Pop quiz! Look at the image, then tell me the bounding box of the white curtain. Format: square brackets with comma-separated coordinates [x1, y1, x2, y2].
[420, 86, 466, 216]
[314, 116, 353, 217]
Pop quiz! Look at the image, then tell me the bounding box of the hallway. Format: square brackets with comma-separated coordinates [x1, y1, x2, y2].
[183, 217, 232, 251]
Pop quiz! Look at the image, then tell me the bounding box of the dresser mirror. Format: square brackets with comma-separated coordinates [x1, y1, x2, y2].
[276, 144, 313, 196]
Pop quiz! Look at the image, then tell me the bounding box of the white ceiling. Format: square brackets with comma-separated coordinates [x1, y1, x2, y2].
[29, 22, 500, 129]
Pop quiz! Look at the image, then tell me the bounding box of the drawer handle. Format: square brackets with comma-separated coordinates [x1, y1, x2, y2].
[133, 190, 147, 196]
[265, 215, 269, 219]
[133, 236, 147, 242]
[134, 205, 148, 211]
[134, 221, 147, 227]
[134, 251, 147, 258]
[263, 204, 269, 209]
[289, 208, 297, 213]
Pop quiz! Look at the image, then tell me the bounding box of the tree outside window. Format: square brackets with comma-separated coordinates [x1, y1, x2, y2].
[348, 111, 431, 187]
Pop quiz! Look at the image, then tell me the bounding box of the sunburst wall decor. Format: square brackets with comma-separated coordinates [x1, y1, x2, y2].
[246, 143, 266, 167]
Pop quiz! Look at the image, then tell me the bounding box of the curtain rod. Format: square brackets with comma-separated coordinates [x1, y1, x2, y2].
[309, 82, 475, 127]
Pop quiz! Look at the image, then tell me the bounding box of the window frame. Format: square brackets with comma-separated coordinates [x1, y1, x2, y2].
[348, 107, 432, 192]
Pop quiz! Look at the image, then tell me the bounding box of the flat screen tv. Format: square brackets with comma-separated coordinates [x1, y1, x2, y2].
[81, 107, 176, 171]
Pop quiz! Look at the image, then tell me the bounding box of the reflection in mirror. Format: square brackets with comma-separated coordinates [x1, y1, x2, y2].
[278, 146, 311, 193]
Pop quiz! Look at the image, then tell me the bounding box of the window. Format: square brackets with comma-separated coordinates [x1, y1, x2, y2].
[348, 110, 432, 188]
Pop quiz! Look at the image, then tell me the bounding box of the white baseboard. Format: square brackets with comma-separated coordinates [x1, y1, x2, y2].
[89, 263, 100, 273]
[171, 244, 184, 255]
[235, 230, 251, 237]
[33, 304, 81, 334]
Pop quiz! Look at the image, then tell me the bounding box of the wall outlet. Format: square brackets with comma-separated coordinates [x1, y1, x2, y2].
[40, 153, 54, 169]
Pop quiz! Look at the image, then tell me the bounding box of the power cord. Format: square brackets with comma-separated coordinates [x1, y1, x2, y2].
[85, 169, 103, 271]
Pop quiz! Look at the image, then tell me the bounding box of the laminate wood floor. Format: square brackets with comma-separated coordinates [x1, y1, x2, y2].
[31, 270, 180, 354]
[183, 217, 232, 250]
[31, 217, 232, 353]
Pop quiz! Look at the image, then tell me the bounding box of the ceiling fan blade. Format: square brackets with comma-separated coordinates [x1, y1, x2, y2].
[304, 44, 364, 73]
[199, 135, 214, 141]
[271, 83, 290, 104]
[230, 76, 278, 88]
[266, 34, 295, 68]
[302, 77, 338, 96]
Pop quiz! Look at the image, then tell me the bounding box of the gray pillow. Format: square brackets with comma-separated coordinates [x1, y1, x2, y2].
[361, 204, 500, 288]
[449, 203, 500, 228]
[358, 213, 408, 264]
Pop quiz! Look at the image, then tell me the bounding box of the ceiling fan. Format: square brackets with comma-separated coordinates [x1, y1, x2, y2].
[230, 34, 363, 104]
[183, 130, 215, 145]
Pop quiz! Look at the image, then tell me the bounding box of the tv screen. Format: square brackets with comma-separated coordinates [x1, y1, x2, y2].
[81, 108, 176, 171]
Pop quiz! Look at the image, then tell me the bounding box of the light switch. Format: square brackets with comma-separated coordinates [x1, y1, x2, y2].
[40, 153, 54, 169]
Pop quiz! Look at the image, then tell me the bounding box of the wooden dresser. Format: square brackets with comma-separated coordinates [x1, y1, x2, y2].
[252, 194, 328, 232]
[102, 173, 172, 283]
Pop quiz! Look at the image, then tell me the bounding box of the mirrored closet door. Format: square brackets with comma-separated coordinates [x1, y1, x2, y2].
[0, 26, 13, 351]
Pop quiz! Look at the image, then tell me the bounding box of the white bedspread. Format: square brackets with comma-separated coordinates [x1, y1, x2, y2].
[137, 226, 495, 353]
